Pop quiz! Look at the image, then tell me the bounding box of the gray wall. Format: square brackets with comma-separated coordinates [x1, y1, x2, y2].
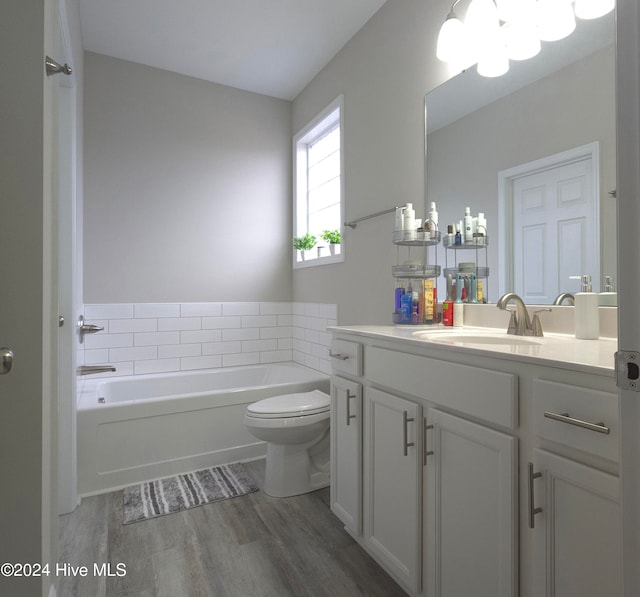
[83, 52, 292, 303]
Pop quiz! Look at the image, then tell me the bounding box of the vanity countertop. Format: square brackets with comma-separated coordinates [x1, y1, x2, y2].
[328, 324, 617, 377]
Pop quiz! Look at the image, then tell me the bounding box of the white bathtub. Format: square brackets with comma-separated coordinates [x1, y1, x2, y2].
[77, 363, 330, 496]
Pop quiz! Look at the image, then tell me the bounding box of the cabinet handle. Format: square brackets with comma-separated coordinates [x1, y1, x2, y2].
[403, 410, 415, 456]
[345, 390, 357, 426]
[423, 418, 434, 466]
[543, 410, 610, 435]
[329, 351, 350, 360]
[528, 462, 543, 529]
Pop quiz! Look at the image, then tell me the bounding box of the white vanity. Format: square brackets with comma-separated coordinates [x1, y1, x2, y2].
[329, 323, 619, 597]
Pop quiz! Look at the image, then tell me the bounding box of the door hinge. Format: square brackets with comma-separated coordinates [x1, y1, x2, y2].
[615, 351, 640, 391]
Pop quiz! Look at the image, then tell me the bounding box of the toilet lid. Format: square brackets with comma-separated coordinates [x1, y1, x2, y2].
[247, 390, 330, 419]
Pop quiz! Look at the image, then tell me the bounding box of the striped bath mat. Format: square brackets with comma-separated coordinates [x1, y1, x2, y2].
[123, 462, 259, 524]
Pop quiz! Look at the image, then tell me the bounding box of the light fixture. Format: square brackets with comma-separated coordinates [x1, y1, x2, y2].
[435, 0, 614, 78]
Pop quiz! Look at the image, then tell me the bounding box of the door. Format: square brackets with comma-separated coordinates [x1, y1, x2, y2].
[425, 409, 517, 597]
[330, 375, 362, 535]
[0, 1, 59, 596]
[615, 1, 640, 595]
[532, 449, 621, 597]
[364, 388, 422, 593]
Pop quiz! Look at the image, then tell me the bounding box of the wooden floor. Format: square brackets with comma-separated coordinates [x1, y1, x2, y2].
[58, 460, 407, 597]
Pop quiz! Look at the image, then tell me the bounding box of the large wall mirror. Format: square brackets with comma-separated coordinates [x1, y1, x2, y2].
[425, 12, 615, 305]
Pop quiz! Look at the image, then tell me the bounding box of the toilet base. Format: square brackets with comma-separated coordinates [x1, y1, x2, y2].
[263, 428, 330, 498]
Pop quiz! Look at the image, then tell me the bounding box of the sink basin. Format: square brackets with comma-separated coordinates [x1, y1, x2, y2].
[413, 331, 543, 346]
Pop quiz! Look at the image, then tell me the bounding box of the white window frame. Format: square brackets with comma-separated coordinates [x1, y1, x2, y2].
[293, 95, 345, 269]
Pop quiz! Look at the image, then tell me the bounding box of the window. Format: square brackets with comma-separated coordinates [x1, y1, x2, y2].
[293, 95, 344, 267]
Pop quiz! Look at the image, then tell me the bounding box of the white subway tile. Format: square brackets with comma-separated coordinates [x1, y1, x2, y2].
[316, 331, 333, 347]
[84, 304, 134, 320]
[109, 318, 158, 334]
[260, 350, 292, 363]
[202, 316, 242, 329]
[293, 339, 313, 354]
[292, 303, 305, 315]
[84, 333, 133, 350]
[181, 355, 222, 371]
[242, 315, 277, 328]
[312, 344, 330, 359]
[292, 327, 305, 340]
[135, 331, 180, 346]
[303, 303, 321, 317]
[318, 303, 338, 319]
[277, 314, 293, 327]
[134, 303, 180, 318]
[260, 326, 293, 339]
[222, 328, 259, 341]
[180, 303, 222, 317]
[277, 338, 293, 350]
[304, 329, 320, 344]
[109, 346, 157, 362]
[158, 317, 202, 332]
[135, 359, 180, 375]
[158, 344, 201, 359]
[83, 349, 109, 365]
[222, 353, 260, 367]
[181, 329, 223, 344]
[202, 341, 242, 356]
[242, 339, 278, 353]
[222, 302, 260, 316]
[260, 302, 292, 315]
[111, 362, 134, 376]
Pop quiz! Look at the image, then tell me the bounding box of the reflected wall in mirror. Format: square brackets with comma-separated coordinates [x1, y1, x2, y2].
[425, 13, 615, 304]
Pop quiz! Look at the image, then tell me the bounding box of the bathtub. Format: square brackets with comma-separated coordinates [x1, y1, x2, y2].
[77, 363, 329, 496]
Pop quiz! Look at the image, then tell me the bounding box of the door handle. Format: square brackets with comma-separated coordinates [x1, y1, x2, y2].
[403, 410, 415, 456]
[1, 348, 14, 375]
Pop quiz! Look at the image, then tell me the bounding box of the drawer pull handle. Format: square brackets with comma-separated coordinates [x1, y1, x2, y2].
[346, 390, 357, 426]
[528, 462, 543, 529]
[543, 410, 610, 435]
[403, 410, 415, 456]
[329, 351, 350, 361]
[423, 419, 434, 466]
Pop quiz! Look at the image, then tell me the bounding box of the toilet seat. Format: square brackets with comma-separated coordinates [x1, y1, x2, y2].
[246, 390, 330, 419]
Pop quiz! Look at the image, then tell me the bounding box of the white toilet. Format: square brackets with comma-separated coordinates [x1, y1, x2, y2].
[243, 389, 330, 498]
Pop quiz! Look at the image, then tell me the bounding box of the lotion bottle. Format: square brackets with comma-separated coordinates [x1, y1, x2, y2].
[463, 207, 474, 242]
[570, 274, 599, 339]
[453, 274, 464, 327]
[404, 203, 416, 241]
[428, 202, 439, 238]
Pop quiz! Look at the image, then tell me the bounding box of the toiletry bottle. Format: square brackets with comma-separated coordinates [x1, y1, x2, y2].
[428, 202, 439, 239]
[469, 273, 478, 304]
[447, 224, 454, 245]
[404, 203, 416, 241]
[477, 212, 487, 237]
[394, 281, 405, 314]
[400, 288, 412, 324]
[443, 274, 454, 326]
[453, 274, 464, 327]
[455, 224, 462, 246]
[463, 207, 474, 242]
[599, 275, 617, 306]
[570, 274, 599, 339]
[395, 206, 405, 234]
[411, 290, 419, 324]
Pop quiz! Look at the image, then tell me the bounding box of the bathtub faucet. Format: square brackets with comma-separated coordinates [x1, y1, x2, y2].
[78, 365, 116, 376]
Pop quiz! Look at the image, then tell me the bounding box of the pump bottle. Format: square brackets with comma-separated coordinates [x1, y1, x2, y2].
[570, 275, 599, 339]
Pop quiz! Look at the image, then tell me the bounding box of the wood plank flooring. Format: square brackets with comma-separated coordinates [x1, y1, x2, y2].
[58, 460, 407, 597]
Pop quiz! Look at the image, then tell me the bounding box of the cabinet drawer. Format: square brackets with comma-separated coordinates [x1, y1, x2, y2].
[366, 346, 517, 429]
[330, 339, 363, 376]
[533, 379, 618, 462]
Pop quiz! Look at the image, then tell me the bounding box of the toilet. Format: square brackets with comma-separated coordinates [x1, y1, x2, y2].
[243, 389, 330, 498]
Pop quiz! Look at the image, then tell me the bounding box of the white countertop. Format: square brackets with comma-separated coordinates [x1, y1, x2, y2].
[328, 324, 617, 377]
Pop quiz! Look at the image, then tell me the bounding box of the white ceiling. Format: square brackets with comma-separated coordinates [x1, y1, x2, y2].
[78, 0, 387, 100]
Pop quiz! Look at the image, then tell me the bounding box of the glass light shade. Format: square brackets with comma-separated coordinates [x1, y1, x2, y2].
[477, 29, 510, 77]
[503, 22, 541, 61]
[536, 0, 576, 41]
[436, 15, 467, 63]
[496, 0, 536, 22]
[466, 0, 501, 67]
[574, 0, 615, 19]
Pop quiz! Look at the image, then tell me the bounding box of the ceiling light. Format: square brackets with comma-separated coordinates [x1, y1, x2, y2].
[574, 0, 615, 20]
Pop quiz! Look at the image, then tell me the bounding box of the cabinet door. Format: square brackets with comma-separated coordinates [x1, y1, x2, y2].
[532, 449, 621, 597]
[364, 388, 422, 593]
[330, 375, 362, 535]
[426, 409, 517, 597]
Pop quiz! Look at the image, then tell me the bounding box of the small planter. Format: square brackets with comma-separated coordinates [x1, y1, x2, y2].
[329, 243, 340, 256]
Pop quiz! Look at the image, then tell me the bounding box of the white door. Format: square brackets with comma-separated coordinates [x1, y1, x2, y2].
[364, 388, 422, 593]
[425, 409, 517, 597]
[532, 449, 621, 597]
[499, 143, 600, 302]
[615, 1, 640, 595]
[0, 1, 59, 596]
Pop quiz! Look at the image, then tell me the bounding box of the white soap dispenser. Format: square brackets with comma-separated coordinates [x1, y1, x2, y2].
[599, 275, 617, 306]
[570, 275, 599, 339]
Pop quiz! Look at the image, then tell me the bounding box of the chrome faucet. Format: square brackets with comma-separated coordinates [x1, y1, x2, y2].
[496, 292, 549, 337]
[78, 365, 116, 376]
[553, 292, 575, 306]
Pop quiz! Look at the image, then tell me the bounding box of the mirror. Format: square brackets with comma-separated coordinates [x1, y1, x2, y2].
[425, 13, 616, 304]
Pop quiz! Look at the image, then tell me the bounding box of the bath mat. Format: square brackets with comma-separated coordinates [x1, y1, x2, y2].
[123, 462, 259, 524]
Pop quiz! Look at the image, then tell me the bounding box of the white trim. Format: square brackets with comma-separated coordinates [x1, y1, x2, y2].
[497, 141, 600, 296]
[293, 94, 345, 270]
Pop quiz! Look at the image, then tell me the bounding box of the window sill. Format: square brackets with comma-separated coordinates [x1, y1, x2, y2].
[293, 251, 344, 269]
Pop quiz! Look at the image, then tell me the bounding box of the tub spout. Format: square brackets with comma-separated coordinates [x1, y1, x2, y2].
[78, 365, 116, 376]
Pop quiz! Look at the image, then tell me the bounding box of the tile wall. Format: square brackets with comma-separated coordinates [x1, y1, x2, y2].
[80, 302, 337, 377]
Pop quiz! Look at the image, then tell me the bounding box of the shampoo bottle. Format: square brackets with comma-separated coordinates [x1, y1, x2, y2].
[463, 207, 474, 242]
[395, 206, 405, 233]
[428, 202, 439, 239]
[453, 274, 464, 328]
[571, 274, 599, 339]
[404, 203, 416, 241]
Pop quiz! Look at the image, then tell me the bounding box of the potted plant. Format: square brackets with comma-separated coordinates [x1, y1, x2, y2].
[292, 233, 317, 260]
[321, 229, 341, 255]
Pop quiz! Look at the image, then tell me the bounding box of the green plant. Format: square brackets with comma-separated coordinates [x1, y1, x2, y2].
[292, 233, 317, 251]
[321, 229, 341, 244]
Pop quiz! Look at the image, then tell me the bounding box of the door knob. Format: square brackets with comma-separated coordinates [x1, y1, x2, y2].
[1, 348, 14, 375]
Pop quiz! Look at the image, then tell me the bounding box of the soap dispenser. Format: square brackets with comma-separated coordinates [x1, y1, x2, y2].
[570, 275, 599, 339]
[599, 275, 617, 306]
